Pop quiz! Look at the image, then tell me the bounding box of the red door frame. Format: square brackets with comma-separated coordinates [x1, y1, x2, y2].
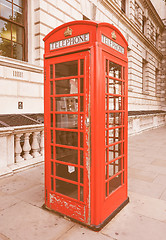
[44, 51, 90, 223]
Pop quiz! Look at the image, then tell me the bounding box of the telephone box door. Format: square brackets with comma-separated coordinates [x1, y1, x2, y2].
[45, 51, 90, 223]
[102, 51, 128, 221]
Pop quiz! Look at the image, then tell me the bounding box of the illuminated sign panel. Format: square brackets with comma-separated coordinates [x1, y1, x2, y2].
[102, 34, 124, 54]
[50, 33, 89, 50]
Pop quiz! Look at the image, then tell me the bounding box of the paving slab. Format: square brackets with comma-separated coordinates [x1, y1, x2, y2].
[101, 207, 166, 240]
[128, 177, 166, 198]
[57, 225, 114, 240]
[128, 191, 166, 222]
[128, 167, 158, 182]
[0, 201, 74, 240]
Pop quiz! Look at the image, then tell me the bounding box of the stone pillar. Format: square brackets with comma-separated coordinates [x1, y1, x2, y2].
[15, 134, 24, 163]
[40, 130, 44, 156]
[23, 133, 33, 160]
[31, 132, 41, 158]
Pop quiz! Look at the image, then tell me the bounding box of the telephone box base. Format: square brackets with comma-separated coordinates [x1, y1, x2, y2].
[42, 197, 129, 231]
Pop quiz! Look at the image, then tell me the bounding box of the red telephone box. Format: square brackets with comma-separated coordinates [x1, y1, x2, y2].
[43, 20, 129, 230]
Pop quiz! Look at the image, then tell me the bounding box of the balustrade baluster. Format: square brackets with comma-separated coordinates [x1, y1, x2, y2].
[23, 133, 33, 160]
[40, 130, 44, 156]
[15, 134, 24, 163]
[31, 132, 41, 158]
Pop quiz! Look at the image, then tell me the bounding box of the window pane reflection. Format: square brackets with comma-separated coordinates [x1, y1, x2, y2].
[0, 1, 12, 19]
[56, 179, 78, 200]
[109, 79, 122, 95]
[109, 62, 122, 79]
[80, 59, 84, 75]
[13, 42, 23, 60]
[56, 163, 78, 182]
[109, 174, 121, 194]
[55, 97, 78, 112]
[56, 130, 78, 147]
[55, 60, 78, 78]
[109, 96, 122, 111]
[56, 147, 78, 164]
[56, 114, 78, 129]
[55, 79, 78, 94]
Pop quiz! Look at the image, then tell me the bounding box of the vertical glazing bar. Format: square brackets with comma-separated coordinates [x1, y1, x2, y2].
[78, 59, 81, 201]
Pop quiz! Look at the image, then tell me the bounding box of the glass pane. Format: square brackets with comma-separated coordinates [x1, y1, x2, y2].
[0, 20, 11, 40]
[55, 79, 78, 94]
[109, 79, 122, 95]
[123, 67, 125, 80]
[109, 174, 121, 194]
[50, 114, 53, 127]
[56, 114, 78, 129]
[80, 150, 83, 165]
[105, 96, 108, 110]
[109, 128, 121, 144]
[13, 42, 23, 60]
[80, 96, 83, 112]
[55, 60, 78, 78]
[109, 158, 121, 177]
[105, 182, 108, 197]
[80, 186, 84, 202]
[105, 59, 108, 74]
[109, 61, 122, 79]
[50, 97, 53, 111]
[56, 163, 78, 182]
[50, 81, 53, 95]
[109, 143, 122, 160]
[105, 113, 108, 128]
[56, 179, 78, 200]
[80, 168, 83, 184]
[13, 5, 23, 24]
[51, 177, 54, 191]
[0, 37, 11, 57]
[51, 130, 53, 143]
[109, 96, 122, 111]
[55, 147, 78, 164]
[105, 130, 108, 145]
[105, 78, 108, 93]
[51, 161, 54, 175]
[105, 148, 108, 162]
[80, 59, 84, 75]
[13, 0, 23, 7]
[80, 132, 83, 148]
[0, 1, 12, 20]
[109, 112, 123, 127]
[105, 165, 108, 179]
[55, 97, 78, 112]
[51, 145, 54, 159]
[56, 130, 78, 147]
[50, 65, 53, 79]
[12, 25, 23, 43]
[80, 78, 84, 93]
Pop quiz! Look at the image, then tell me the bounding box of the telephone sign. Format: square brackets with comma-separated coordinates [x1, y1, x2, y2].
[44, 21, 129, 230]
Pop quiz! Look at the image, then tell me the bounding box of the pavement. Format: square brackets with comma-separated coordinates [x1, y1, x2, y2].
[0, 126, 166, 240]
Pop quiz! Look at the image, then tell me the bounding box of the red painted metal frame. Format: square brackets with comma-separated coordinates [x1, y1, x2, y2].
[44, 20, 128, 228]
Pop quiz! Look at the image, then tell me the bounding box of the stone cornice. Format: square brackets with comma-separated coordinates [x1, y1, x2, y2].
[102, 0, 163, 58]
[0, 56, 43, 73]
[142, 0, 165, 28]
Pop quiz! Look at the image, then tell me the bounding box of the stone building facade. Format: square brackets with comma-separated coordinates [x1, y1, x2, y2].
[0, 0, 165, 116]
[0, 0, 166, 122]
[0, 0, 166, 176]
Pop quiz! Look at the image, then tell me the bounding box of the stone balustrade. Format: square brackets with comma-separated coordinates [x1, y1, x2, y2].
[128, 113, 166, 136]
[0, 124, 44, 177]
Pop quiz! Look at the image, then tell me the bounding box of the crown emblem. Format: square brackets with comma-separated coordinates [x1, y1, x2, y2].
[111, 31, 116, 40]
[64, 27, 72, 37]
